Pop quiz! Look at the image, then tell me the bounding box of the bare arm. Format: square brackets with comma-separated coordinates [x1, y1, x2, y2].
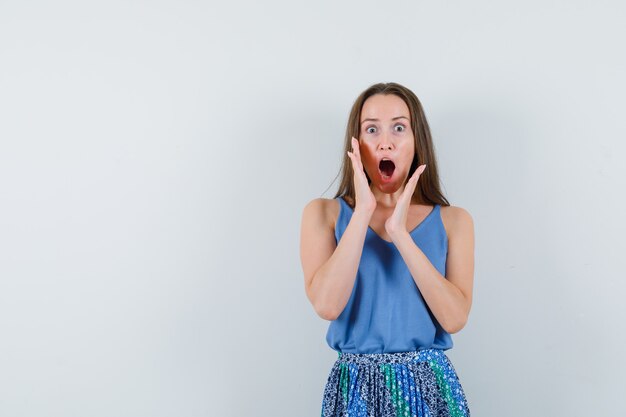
[300, 198, 373, 320]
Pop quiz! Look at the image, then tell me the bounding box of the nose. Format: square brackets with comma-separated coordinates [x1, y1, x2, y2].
[378, 132, 393, 150]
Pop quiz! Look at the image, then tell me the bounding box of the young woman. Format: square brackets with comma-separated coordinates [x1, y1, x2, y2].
[300, 82, 474, 416]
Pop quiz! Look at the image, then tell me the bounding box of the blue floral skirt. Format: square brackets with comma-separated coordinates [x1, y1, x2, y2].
[321, 348, 470, 417]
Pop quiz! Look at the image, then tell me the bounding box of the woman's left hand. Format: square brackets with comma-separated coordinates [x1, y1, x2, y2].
[385, 164, 427, 241]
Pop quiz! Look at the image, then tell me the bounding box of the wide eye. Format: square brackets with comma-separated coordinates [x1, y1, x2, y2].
[366, 126, 376, 134]
[395, 124, 406, 132]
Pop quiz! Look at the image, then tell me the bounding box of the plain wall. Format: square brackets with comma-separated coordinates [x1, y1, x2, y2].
[1, 1, 625, 416]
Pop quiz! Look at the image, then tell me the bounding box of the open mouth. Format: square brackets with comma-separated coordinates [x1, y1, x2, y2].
[378, 159, 396, 179]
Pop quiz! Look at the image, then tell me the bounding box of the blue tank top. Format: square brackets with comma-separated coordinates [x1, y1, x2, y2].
[325, 196, 453, 354]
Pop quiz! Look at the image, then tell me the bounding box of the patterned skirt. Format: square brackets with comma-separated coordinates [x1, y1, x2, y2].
[321, 348, 470, 417]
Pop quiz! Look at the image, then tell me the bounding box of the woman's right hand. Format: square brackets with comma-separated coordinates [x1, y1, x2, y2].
[347, 136, 377, 214]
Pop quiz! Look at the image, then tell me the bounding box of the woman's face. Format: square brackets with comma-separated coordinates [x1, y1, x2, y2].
[358, 93, 415, 192]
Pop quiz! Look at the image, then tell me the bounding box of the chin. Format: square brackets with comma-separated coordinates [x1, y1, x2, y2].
[376, 181, 401, 193]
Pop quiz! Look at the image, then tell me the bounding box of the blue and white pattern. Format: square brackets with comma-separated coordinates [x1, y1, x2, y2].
[321, 348, 470, 417]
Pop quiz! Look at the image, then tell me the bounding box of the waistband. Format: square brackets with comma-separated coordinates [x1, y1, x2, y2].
[336, 348, 447, 366]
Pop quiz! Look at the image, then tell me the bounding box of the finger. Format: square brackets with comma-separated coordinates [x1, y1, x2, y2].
[352, 137, 361, 160]
[348, 149, 358, 166]
[347, 151, 355, 167]
[406, 175, 418, 194]
[354, 142, 363, 168]
[405, 173, 419, 195]
[347, 151, 363, 175]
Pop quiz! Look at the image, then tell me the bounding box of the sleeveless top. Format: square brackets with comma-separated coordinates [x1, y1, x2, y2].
[325, 196, 453, 354]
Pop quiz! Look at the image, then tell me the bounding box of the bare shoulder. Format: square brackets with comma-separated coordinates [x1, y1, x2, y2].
[301, 197, 339, 232]
[439, 205, 474, 239]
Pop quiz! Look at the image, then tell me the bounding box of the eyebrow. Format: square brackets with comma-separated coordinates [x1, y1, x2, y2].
[361, 116, 409, 125]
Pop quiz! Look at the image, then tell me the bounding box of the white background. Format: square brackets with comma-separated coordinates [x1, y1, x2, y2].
[1, 1, 625, 416]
